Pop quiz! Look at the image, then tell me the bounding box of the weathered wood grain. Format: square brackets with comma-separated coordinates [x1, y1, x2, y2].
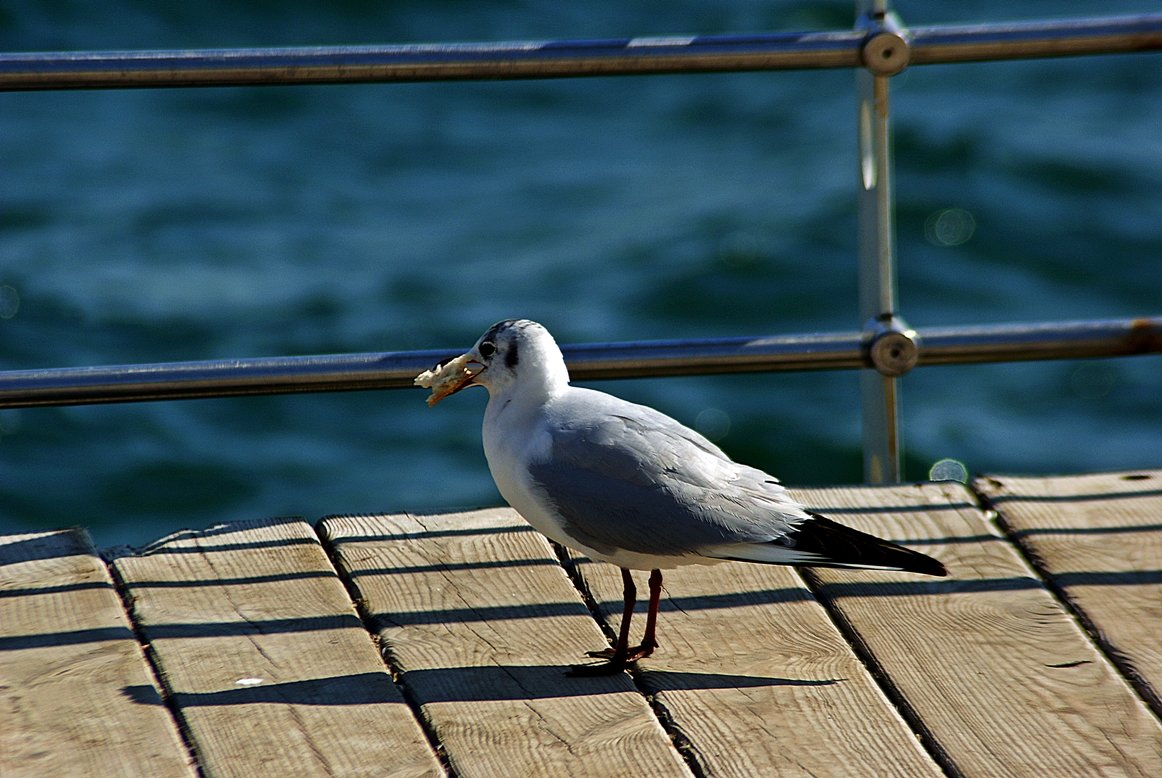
[976, 469, 1162, 716]
[566, 550, 943, 777]
[320, 509, 690, 778]
[9, 474, 1161, 777]
[0, 529, 194, 778]
[798, 482, 1162, 778]
[111, 517, 440, 778]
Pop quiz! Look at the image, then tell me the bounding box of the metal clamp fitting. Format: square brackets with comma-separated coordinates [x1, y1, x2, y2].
[864, 315, 920, 376]
[860, 11, 911, 76]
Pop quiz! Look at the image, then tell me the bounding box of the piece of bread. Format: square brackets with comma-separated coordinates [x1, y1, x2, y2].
[414, 353, 476, 407]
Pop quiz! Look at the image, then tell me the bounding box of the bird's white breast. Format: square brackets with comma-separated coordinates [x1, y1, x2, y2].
[481, 392, 576, 546]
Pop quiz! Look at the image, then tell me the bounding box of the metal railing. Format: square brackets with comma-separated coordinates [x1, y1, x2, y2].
[2, 3, 1160, 483]
[2, 14, 1159, 89]
[1, 317, 1158, 408]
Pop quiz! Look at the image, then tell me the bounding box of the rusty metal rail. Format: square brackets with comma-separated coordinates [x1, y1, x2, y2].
[1, 317, 1158, 409]
[0, 15, 1159, 91]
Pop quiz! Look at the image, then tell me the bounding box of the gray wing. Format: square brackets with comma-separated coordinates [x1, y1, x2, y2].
[527, 389, 807, 559]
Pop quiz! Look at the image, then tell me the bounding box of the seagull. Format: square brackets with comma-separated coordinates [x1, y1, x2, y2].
[420, 319, 947, 675]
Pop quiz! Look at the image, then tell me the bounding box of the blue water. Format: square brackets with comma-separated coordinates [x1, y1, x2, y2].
[2, 1, 1160, 548]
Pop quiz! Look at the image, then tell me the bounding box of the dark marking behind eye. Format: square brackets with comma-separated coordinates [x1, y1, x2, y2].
[505, 339, 519, 368]
[480, 319, 520, 344]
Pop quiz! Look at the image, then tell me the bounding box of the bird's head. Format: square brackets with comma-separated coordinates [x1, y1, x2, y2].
[420, 319, 569, 406]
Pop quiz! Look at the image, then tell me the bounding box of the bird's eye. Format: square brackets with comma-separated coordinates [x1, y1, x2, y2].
[478, 341, 496, 358]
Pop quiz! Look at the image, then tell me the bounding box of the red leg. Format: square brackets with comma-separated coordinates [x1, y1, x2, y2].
[568, 568, 637, 676]
[635, 569, 663, 659]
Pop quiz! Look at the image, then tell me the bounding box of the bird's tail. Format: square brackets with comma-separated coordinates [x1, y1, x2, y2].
[793, 512, 947, 576]
[712, 512, 948, 577]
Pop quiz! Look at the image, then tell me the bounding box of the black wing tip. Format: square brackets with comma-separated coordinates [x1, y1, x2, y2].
[908, 555, 950, 578]
[798, 512, 949, 578]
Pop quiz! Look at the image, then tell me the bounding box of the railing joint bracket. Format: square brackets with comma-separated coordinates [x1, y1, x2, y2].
[863, 314, 920, 377]
[859, 10, 911, 76]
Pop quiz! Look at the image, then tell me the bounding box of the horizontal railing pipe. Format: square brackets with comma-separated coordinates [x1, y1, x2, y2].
[917, 317, 1162, 365]
[0, 316, 1157, 409]
[908, 15, 1162, 65]
[1, 14, 1160, 91]
[0, 32, 867, 92]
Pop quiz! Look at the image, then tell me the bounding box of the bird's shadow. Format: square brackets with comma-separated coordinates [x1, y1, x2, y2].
[122, 666, 840, 708]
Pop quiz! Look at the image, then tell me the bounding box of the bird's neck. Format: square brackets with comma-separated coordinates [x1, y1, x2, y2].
[483, 352, 569, 426]
[515, 342, 571, 402]
[508, 364, 568, 406]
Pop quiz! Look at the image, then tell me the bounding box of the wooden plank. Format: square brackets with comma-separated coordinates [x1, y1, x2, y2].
[797, 482, 1162, 778]
[0, 529, 194, 778]
[566, 551, 943, 777]
[975, 469, 1162, 715]
[111, 517, 441, 778]
[319, 509, 690, 778]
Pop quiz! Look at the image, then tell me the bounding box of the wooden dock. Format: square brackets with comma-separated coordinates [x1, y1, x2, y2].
[2, 470, 1160, 777]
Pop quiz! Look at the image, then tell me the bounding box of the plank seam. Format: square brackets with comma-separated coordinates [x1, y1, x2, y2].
[313, 524, 454, 777]
[968, 480, 1162, 721]
[551, 543, 705, 778]
[100, 548, 206, 778]
[795, 565, 962, 778]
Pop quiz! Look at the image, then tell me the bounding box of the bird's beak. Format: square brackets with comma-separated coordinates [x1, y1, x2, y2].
[415, 351, 485, 407]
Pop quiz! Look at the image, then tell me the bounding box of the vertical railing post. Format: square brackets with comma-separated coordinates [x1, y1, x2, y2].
[856, 0, 913, 483]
